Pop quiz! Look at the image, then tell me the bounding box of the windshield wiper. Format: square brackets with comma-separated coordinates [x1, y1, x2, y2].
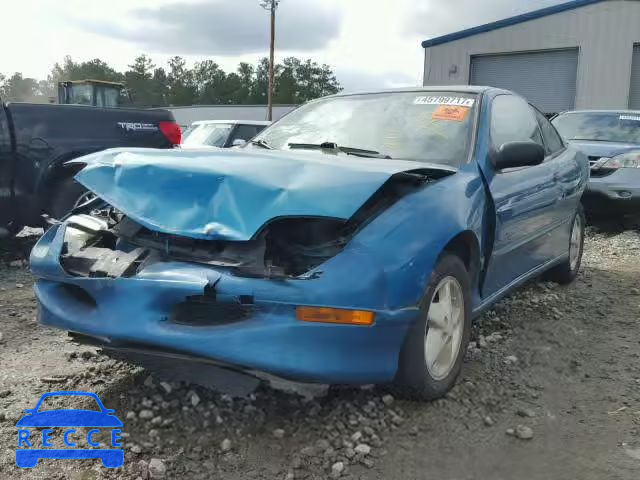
[251, 139, 273, 149]
[288, 142, 391, 159]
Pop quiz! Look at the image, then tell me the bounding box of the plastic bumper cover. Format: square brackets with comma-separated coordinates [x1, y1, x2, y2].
[583, 168, 640, 214]
[30, 224, 418, 384]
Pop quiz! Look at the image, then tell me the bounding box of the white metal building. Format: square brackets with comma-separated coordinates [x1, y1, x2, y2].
[422, 0, 640, 113]
[167, 105, 298, 129]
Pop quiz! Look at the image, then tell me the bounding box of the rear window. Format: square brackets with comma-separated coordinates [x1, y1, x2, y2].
[182, 123, 233, 147]
[552, 112, 640, 143]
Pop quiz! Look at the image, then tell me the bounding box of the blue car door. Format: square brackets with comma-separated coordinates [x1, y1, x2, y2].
[534, 108, 585, 228]
[479, 94, 563, 298]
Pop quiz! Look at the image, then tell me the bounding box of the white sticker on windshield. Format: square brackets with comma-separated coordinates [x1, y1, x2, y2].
[413, 96, 475, 107]
[620, 115, 640, 121]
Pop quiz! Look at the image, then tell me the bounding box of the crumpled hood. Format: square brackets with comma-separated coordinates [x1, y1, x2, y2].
[567, 140, 640, 158]
[72, 147, 451, 241]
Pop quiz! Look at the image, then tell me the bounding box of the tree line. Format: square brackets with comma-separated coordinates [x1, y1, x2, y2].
[0, 54, 342, 106]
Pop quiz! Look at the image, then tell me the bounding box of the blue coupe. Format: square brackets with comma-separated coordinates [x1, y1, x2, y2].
[30, 87, 588, 400]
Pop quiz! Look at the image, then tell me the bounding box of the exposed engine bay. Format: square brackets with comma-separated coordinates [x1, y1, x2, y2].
[59, 169, 448, 279]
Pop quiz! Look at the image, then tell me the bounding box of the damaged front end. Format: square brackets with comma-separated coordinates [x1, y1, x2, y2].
[30, 148, 457, 385]
[58, 169, 444, 280]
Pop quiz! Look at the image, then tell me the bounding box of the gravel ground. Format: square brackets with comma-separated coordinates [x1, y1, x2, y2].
[0, 226, 639, 479]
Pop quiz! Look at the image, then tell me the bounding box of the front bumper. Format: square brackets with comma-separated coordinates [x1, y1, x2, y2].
[30, 224, 418, 384]
[583, 168, 640, 215]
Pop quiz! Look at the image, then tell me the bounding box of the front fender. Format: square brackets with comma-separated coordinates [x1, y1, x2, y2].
[341, 166, 487, 310]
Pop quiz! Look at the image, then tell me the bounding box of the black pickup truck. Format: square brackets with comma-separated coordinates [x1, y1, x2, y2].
[0, 101, 180, 235]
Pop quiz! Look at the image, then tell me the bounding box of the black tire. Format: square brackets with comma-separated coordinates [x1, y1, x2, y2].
[545, 205, 585, 285]
[49, 177, 91, 220]
[392, 254, 472, 401]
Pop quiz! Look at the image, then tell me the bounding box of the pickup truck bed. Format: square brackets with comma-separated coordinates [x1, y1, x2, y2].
[0, 101, 180, 234]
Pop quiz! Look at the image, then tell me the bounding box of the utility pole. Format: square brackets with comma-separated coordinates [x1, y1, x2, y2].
[261, 0, 279, 121]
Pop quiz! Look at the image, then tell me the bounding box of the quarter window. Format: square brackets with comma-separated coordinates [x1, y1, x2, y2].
[535, 109, 565, 155]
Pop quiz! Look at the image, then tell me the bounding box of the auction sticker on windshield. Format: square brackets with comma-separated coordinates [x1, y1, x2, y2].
[432, 105, 470, 122]
[413, 96, 475, 107]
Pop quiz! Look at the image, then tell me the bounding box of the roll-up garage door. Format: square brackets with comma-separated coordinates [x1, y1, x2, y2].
[470, 49, 579, 114]
[629, 44, 640, 109]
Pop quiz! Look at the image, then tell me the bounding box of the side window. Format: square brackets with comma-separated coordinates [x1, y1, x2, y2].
[230, 125, 262, 143]
[534, 109, 565, 155]
[490, 95, 544, 150]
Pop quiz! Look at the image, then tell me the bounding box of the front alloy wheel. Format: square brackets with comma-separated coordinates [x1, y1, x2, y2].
[425, 277, 465, 381]
[394, 254, 471, 401]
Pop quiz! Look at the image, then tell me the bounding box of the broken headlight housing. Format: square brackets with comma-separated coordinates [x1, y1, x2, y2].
[63, 214, 109, 252]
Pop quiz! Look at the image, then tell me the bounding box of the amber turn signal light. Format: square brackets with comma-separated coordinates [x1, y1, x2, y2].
[296, 306, 375, 326]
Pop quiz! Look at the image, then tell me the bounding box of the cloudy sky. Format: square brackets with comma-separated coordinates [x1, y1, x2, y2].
[3, 0, 563, 91]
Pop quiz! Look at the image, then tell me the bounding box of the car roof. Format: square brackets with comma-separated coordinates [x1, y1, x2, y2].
[327, 85, 494, 97]
[191, 120, 272, 126]
[556, 109, 640, 115]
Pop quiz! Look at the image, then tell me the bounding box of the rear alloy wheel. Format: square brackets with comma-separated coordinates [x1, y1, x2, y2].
[393, 254, 471, 401]
[545, 205, 585, 284]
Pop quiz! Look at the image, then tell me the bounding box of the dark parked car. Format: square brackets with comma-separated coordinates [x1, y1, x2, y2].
[0, 100, 181, 235]
[552, 110, 640, 216]
[30, 87, 588, 401]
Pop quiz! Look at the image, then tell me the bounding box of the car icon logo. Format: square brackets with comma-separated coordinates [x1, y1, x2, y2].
[15, 391, 124, 468]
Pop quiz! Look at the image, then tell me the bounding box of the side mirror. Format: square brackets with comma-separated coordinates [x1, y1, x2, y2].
[231, 139, 247, 147]
[492, 141, 545, 171]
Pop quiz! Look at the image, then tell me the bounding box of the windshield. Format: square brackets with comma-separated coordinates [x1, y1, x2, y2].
[98, 86, 120, 108]
[552, 112, 640, 143]
[253, 91, 478, 166]
[182, 123, 234, 147]
[68, 84, 93, 105]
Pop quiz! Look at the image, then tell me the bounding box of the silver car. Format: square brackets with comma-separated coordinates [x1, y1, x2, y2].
[552, 110, 640, 217]
[181, 120, 271, 149]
